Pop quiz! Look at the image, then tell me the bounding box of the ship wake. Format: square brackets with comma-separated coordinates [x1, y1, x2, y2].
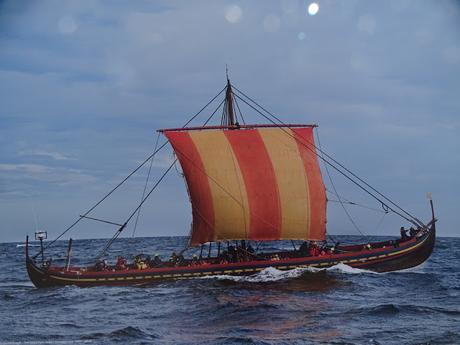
[201, 263, 376, 283]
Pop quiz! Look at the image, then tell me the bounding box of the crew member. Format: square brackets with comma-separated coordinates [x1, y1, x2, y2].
[116, 256, 127, 270]
[400, 227, 409, 241]
[152, 254, 162, 267]
[309, 242, 319, 256]
[299, 242, 309, 256]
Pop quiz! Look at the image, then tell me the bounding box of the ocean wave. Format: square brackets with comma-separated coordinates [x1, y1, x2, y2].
[200, 266, 314, 282]
[1, 292, 15, 301]
[80, 326, 157, 341]
[200, 263, 376, 283]
[325, 262, 379, 274]
[0, 341, 93, 345]
[347, 303, 460, 317]
[0, 281, 35, 288]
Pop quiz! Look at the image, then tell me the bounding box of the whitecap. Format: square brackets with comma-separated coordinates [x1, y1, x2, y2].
[201, 266, 318, 283]
[326, 263, 379, 274]
[200, 263, 377, 282]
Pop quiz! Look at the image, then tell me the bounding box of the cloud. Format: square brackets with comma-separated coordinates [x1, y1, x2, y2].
[135, 153, 176, 169]
[0, 163, 97, 186]
[0, 0, 458, 240]
[19, 149, 75, 161]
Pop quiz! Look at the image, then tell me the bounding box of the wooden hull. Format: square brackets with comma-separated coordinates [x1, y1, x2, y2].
[26, 224, 435, 288]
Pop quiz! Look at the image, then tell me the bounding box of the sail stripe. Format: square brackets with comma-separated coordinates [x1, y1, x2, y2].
[163, 131, 215, 244]
[259, 128, 311, 239]
[188, 131, 250, 242]
[292, 128, 327, 240]
[225, 130, 281, 240]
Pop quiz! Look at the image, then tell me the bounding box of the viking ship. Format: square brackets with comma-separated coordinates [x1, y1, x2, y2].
[26, 77, 436, 288]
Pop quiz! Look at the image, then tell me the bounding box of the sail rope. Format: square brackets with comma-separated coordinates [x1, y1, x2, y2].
[98, 95, 229, 256]
[231, 86, 423, 228]
[315, 128, 369, 241]
[232, 85, 417, 220]
[327, 198, 388, 214]
[34, 85, 227, 259]
[95, 158, 177, 260]
[374, 210, 388, 234]
[233, 96, 246, 125]
[326, 188, 389, 214]
[131, 131, 161, 238]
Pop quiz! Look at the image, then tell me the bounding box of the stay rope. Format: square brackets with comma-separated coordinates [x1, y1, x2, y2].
[131, 131, 161, 238]
[34, 85, 227, 259]
[316, 128, 369, 241]
[95, 158, 177, 260]
[97, 89, 228, 257]
[231, 85, 423, 228]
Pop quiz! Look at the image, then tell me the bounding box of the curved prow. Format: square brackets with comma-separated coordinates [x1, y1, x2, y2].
[429, 197, 436, 226]
[25, 235, 49, 288]
[25, 235, 29, 260]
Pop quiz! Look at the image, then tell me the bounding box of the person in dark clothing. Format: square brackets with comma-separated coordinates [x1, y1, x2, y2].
[247, 243, 255, 258]
[228, 245, 237, 262]
[151, 254, 162, 267]
[191, 254, 200, 265]
[219, 250, 229, 264]
[175, 253, 184, 266]
[299, 242, 310, 256]
[400, 227, 409, 241]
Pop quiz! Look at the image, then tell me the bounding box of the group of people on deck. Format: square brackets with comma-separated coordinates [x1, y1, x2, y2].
[298, 241, 331, 257]
[94, 240, 337, 271]
[93, 227, 424, 271]
[400, 226, 421, 241]
[94, 254, 164, 271]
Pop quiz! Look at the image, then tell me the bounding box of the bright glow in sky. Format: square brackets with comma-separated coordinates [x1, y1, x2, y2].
[225, 5, 242, 23]
[308, 2, 319, 16]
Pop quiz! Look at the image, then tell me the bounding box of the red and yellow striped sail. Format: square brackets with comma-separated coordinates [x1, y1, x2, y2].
[163, 125, 327, 246]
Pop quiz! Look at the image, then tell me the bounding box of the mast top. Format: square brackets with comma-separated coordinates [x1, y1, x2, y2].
[223, 67, 236, 126]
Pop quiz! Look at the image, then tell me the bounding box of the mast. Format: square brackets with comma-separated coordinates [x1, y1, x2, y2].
[223, 69, 237, 126]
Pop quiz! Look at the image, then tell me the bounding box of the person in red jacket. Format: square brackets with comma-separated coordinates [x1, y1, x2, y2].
[309, 242, 319, 256]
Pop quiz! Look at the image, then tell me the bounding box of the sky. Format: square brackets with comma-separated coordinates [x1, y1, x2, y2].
[0, 0, 459, 243]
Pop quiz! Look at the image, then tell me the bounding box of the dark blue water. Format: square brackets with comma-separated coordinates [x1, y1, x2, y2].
[1, 236, 459, 345]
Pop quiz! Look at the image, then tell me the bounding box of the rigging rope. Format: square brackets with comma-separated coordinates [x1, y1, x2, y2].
[95, 158, 177, 260]
[97, 89, 229, 257]
[232, 86, 422, 228]
[34, 85, 227, 259]
[132, 131, 161, 238]
[315, 128, 369, 240]
[327, 199, 388, 214]
[374, 210, 388, 234]
[233, 96, 246, 125]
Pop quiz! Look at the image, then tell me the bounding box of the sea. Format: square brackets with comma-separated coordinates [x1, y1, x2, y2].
[0, 235, 459, 345]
